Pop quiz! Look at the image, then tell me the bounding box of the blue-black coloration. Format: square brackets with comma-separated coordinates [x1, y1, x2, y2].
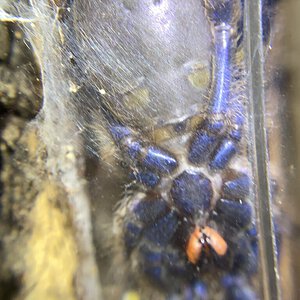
[124, 222, 142, 254]
[222, 276, 257, 300]
[109, 124, 131, 141]
[143, 210, 179, 246]
[139, 246, 163, 285]
[182, 281, 208, 300]
[123, 139, 178, 177]
[100, 96, 178, 183]
[138, 245, 192, 288]
[210, 25, 232, 115]
[192, 281, 208, 300]
[246, 226, 259, 258]
[232, 235, 258, 275]
[133, 170, 160, 187]
[188, 130, 220, 164]
[173, 121, 187, 133]
[125, 139, 142, 160]
[104, 0, 267, 298]
[206, 120, 225, 133]
[222, 173, 250, 199]
[210, 139, 237, 169]
[205, 0, 235, 25]
[171, 171, 212, 215]
[167, 281, 208, 300]
[161, 252, 191, 278]
[142, 146, 178, 174]
[139, 245, 162, 265]
[188, 119, 227, 165]
[133, 198, 168, 224]
[229, 127, 242, 141]
[188, 17, 238, 169]
[214, 199, 252, 231]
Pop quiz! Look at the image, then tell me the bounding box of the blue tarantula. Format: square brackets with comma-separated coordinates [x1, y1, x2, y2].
[48, 0, 279, 297]
[95, 1, 260, 299]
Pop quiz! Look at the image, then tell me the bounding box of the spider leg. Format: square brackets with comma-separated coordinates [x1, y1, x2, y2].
[232, 226, 259, 275]
[113, 1, 264, 297]
[123, 196, 178, 255]
[210, 171, 252, 236]
[221, 275, 257, 300]
[213, 198, 252, 232]
[122, 195, 193, 289]
[189, 1, 244, 169]
[138, 243, 192, 289]
[222, 172, 251, 200]
[99, 99, 178, 187]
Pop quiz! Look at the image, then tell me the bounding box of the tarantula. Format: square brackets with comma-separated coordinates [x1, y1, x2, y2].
[98, 1, 259, 299]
